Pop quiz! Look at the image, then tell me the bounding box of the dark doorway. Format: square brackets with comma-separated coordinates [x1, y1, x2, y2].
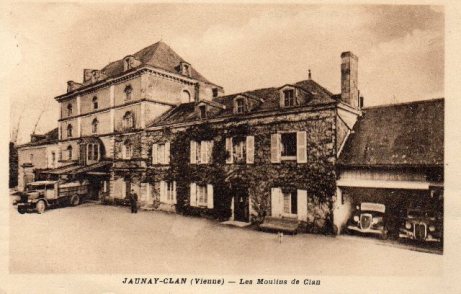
[125, 179, 131, 198]
[234, 189, 249, 222]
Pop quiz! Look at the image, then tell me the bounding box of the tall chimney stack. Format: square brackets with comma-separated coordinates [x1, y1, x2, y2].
[340, 51, 359, 108]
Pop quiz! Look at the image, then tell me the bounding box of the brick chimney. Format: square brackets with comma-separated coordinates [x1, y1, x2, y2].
[341, 51, 359, 108]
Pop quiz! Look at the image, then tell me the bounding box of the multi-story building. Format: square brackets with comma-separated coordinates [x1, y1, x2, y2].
[107, 47, 362, 232]
[17, 42, 364, 233]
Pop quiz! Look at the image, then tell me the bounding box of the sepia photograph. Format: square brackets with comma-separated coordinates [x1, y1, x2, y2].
[1, 1, 459, 293]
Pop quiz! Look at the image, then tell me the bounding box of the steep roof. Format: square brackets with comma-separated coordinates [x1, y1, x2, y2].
[19, 128, 59, 148]
[338, 98, 444, 167]
[148, 79, 336, 127]
[100, 41, 218, 86]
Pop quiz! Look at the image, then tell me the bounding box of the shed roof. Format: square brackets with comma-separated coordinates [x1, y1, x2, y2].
[338, 98, 444, 167]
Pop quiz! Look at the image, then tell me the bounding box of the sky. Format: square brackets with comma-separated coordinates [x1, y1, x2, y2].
[1, 3, 444, 144]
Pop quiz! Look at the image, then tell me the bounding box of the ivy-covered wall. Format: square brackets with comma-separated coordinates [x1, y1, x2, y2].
[108, 106, 340, 233]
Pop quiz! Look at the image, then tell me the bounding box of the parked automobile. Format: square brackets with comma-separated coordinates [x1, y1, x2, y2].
[17, 180, 89, 214]
[347, 202, 389, 239]
[399, 208, 442, 243]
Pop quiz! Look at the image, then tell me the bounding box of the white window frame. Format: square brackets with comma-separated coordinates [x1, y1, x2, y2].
[280, 132, 297, 161]
[282, 190, 297, 217]
[190, 183, 214, 208]
[152, 142, 170, 165]
[190, 140, 213, 164]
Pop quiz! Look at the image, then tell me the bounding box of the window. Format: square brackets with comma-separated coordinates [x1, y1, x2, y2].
[67, 124, 73, 138]
[199, 105, 206, 119]
[235, 98, 245, 114]
[280, 133, 297, 159]
[123, 140, 133, 159]
[282, 190, 298, 215]
[283, 89, 295, 107]
[181, 90, 191, 103]
[51, 152, 56, 166]
[212, 88, 219, 98]
[67, 104, 73, 116]
[87, 144, 99, 161]
[92, 118, 99, 133]
[190, 140, 213, 164]
[226, 136, 255, 164]
[123, 111, 134, 129]
[271, 188, 307, 220]
[166, 182, 176, 202]
[234, 139, 245, 162]
[67, 145, 73, 160]
[92, 96, 98, 110]
[152, 142, 170, 165]
[271, 132, 307, 163]
[190, 183, 214, 208]
[181, 62, 191, 76]
[197, 185, 207, 205]
[124, 85, 133, 100]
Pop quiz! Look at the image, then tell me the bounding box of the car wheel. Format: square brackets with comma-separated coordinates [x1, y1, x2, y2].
[18, 206, 26, 214]
[36, 200, 46, 214]
[70, 195, 80, 206]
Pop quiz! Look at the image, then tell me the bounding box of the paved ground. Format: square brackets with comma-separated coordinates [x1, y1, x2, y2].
[9, 202, 443, 276]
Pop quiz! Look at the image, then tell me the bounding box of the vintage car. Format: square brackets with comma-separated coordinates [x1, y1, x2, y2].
[399, 208, 443, 243]
[17, 180, 89, 214]
[347, 202, 389, 239]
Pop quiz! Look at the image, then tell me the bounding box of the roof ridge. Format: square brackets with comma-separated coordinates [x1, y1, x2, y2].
[363, 97, 444, 110]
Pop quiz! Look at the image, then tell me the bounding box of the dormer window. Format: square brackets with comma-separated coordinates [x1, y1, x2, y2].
[199, 105, 207, 119]
[92, 118, 99, 134]
[124, 85, 133, 100]
[180, 62, 191, 77]
[92, 96, 98, 110]
[235, 98, 245, 114]
[123, 56, 134, 71]
[212, 88, 219, 98]
[283, 89, 295, 107]
[67, 104, 73, 116]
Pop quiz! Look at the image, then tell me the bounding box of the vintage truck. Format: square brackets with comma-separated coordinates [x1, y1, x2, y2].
[17, 180, 89, 214]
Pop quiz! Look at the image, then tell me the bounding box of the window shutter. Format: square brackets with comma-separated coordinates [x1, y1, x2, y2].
[173, 181, 177, 204]
[190, 141, 197, 164]
[246, 136, 255, 164]
[200, 141, 207, 164]
[226, 137, 233, 164]
[208, 141, 214, 163]
[152, 144, 158, 164]
[279, 91, 285, 108]
[296, 131, 307, 163]
[271, 188, 282, 217]
[165, 142, 170, 164]
[270, 133, 281, 163]
[159, 181, 166, 203]
[190, 183, 197, 207]
[207, 184, 214, 209]
[297, 189, 308, 221]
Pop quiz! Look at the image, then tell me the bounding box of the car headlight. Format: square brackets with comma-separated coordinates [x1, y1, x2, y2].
[429, 225, 436, 232]
[353, 216, 359, 222]
[405, 222, 411, 229]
